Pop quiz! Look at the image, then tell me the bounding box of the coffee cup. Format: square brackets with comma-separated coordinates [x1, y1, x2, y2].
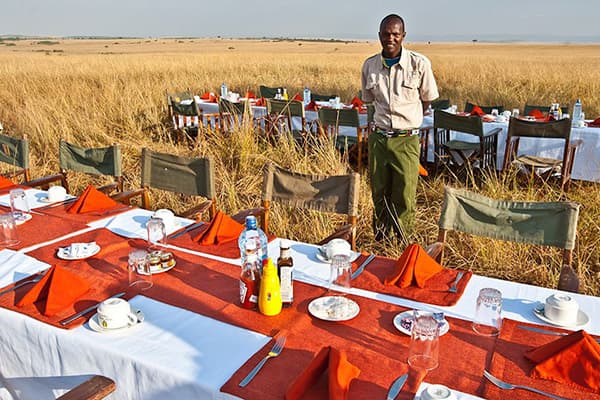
[97, 298, 138, 330]
[324, 238, 351, 259]
[544, 293, 579, 325]
[153, 209, 175, 230]
[421, 384, 456, 400]
[47, 186, 67, 202]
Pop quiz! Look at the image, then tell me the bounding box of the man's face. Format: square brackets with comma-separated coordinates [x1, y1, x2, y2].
[378, 20, 405, 58]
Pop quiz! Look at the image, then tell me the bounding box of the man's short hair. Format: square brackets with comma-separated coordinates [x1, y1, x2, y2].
[380, 14, 405, 31]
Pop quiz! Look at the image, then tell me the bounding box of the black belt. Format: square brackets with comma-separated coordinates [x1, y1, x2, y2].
[374, 127, 420, 138]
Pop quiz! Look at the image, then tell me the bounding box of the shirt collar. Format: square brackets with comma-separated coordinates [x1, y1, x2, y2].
[379, 46, 408, 70]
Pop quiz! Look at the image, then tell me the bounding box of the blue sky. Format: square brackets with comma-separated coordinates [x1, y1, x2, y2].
[2, 0, 599, 42]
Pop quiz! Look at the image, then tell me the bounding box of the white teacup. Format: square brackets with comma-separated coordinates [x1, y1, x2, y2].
[47, 186, 67, 202]
[153, 209, 175, 230]
[324, 238, 351, 259]
[97, 298, 138, 330]
[544, 293, 579, 325]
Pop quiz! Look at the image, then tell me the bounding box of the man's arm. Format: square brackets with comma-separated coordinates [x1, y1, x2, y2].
[422, 101, 431, 114]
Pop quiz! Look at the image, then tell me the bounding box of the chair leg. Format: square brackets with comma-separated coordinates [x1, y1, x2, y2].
[557, 265, 579, 293]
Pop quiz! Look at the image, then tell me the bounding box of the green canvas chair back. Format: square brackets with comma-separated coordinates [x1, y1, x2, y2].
[166, 90, 193, 107]
[266, 99, 305, 118]
[59, 140, 122, 178]
[464, 102, 504, 114]
[431, 99, 450, 110]
[433, 110, 484, 137]
[0, 133, 30, 181]
[318, 108, 360, 129]
[437, 186, 580, 291]
[311, 93, 338, 102]
[524, 104, 568, 117]
[141, 148, 215, 199]
[262, 163, 360, 249]
[259, 85, 285, 99]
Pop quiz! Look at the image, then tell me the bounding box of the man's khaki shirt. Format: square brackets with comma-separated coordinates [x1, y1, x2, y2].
[361, 47, 439, 131]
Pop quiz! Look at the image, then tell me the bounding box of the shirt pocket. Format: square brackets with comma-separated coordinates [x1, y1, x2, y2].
[400, 70, 421, 102]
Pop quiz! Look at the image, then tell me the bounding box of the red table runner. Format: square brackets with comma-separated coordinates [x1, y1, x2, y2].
[351, 254, 471, 306]
[483, 318, 600, 399]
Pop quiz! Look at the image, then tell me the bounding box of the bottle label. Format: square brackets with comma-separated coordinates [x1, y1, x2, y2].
[240, 279, 257, 309]
[279, 266, 294, 303]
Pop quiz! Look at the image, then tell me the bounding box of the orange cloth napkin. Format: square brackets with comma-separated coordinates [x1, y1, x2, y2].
[200, 91, 217, 103]
[192, 210, 244, 245]
[292, 94, 303, 102]
[16, 265, 90, 316]
[384, 243, 444, 288]
[350, 96, 363, 109]
[418, 163, 428, 177]
[305, 100, 318, 111]
[255, 97, 267, 107]
[587, 117, 600, 128]
[245, 91, 257, 99]
[469, 105, 485, 117]
[0, 175, 15, 189]
[285, 346, 361, 400]
[525, 330, 600, 393]
[527, 108, 545, 119]
[66, 185, 119, 214]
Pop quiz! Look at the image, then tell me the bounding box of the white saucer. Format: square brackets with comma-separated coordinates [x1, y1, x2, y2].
[533, 304, 590, 328]
[88, 310, 143, 333]
[315, 248, 360, 264]
[13, 213, 33, 225]
[308, 296, 360, 322]
[393, 310, 450, 336]
[57, 243, 101, 260]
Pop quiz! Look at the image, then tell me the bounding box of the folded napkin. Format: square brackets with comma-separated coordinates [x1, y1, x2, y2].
[245, 91, 257, 100]
[285, 346, 360, 400]
[525, 330, 600, 392]
[255, 97, 267, 107]
[16, 265, 90, 316]
[350, 97, 363, 109]
[292, 94, 303, 102]
[305, 100, 319, 111]
[384, 243, 443, 288]
[527, 108, 545, 119]
[192, 210, 244, 245]
[469, 105, 485, 117]
[587, 117, 600, 128]
[66, 185, 119, 214]
[418, 163, 428, 177]
[0, 175, 15, 189]
[200, 91, 217, 103]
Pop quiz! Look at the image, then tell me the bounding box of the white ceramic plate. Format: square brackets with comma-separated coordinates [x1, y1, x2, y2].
[308, 296, 360, 322]
[393, 310, 450, 336]
[533, 304, 590, 328]
[57, 243, 101, 260]
[14, 213, 33, 225]
[315, 248, 360, 264]
[88, 310, 144, 333]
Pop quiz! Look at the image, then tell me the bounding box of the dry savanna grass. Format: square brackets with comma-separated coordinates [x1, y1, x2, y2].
[0, 38, 599, 295]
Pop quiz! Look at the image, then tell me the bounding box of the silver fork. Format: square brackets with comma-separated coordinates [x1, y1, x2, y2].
[0, 271, 47, 297]
[483, 370, 570, 400]
[239, 335, 286, 387]
[448, 271, 464, 293]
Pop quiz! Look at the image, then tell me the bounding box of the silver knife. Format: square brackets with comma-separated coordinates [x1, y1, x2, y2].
[37, 197, 78, 210]
[169, 221, 205, 239]
[387, 373, 408, 400]
[517, 325, 600, 343]
[59, 292, 126, 326]
[351, 254, 376, 280]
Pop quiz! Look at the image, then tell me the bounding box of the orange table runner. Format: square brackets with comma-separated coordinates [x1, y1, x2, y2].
[351, 254, 472, 306]
[483, 318, 600, 399]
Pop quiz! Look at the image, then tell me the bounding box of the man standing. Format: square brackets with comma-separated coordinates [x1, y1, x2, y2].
[361, 14, 439, 239]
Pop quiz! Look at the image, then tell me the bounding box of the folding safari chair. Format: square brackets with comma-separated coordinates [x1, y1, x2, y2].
[0, 133, 30, 182]
[317, 108, 369, 171]
[432, 186, 581, 293]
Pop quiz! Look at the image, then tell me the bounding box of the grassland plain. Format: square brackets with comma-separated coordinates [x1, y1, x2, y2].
[0, 38, 599, 295]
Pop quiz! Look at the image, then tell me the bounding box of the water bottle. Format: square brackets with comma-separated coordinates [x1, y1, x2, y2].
[572, 98, 582, 125]
[238, 215, 268, 267]
[220, 82, 228, 98]
[303, 87, 311, 106]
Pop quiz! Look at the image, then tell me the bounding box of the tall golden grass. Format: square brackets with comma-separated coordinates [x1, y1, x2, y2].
[0, 39, 599, 295]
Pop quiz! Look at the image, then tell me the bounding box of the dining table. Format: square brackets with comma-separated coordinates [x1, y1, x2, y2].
[1, 186, 599, 400]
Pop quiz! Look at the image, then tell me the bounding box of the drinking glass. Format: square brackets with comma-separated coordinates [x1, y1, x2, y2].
[9, 188, 30, 222]
[449, 105, 458, 114]
[472, 288, 502, 336]
[407, 315, 439, 371]
[128, 249, 152, 290]
[511, 108, 520, 119]
[147, 216, 166, 249]
[0, 213, 19, 247]
[329, 254, 352, 318]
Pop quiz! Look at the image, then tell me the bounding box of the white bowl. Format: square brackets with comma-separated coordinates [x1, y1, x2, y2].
[544, 293, 579, 326]
[323, 238, 351, 259]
